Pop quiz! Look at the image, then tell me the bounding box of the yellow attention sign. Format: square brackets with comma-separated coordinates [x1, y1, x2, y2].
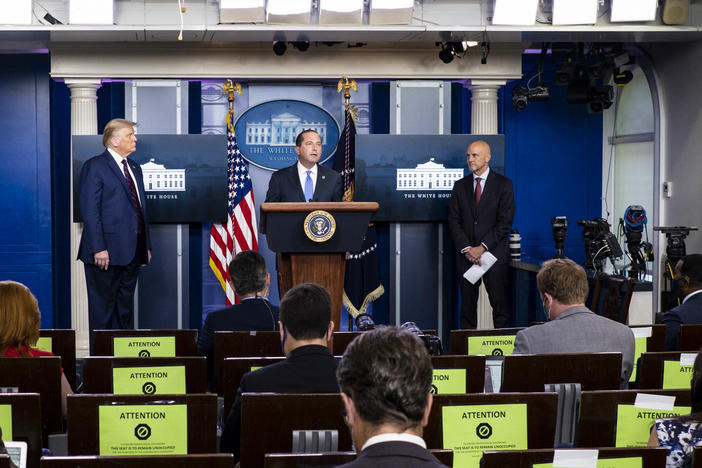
[112, 366, 187, 395]
[431, 369, 467, 394]
[662, 361, 694, 389]
[99, 404, 187, 455]
[534, 457, 642, 468]
[35, 336, 53, 353]
[629, 336, 647, 383]
[0, 405, 12, 441]
[615, 404, 690, 447]
[467, 336, 515, 356]
[113, 336, 176, 357]
[442, 404, 527, 468]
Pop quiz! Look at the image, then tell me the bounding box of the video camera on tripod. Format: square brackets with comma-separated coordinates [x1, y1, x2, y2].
[653, 226, 699, 268]
[620, 205, 653, 279]
[577, 218, 628, 273]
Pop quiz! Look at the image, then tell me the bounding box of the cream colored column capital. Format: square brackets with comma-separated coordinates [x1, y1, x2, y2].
[468, 79, 505, 136]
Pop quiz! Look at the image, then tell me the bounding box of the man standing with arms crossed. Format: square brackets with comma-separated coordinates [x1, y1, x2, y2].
[448, 140, 515, 329]
[77, 118, 151, 331]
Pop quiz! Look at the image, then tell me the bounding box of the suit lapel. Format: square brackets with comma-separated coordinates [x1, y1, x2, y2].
[287, 164, 306, 202]
[104, 151, 134, 200]
[312, 164, 325, 202]
[466, 173, 476, 217]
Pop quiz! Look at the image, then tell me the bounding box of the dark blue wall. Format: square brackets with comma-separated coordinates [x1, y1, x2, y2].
[503, 53, 603, 264]
[0, 54, 54, 327]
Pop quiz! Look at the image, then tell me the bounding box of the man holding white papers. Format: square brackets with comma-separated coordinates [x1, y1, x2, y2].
[513, 259, 635, 387]
[448, 140, 515, 329]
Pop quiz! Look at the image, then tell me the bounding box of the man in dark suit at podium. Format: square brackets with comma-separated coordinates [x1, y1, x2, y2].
[77, 118, 151, 331]
[264, 129, 343, 203]
[662, 254, 702, 350]
[197, 250, 279, 387]
[336, 326, 447, 468]
[448, 140, 515, 329]
[220, 283, 338, 462]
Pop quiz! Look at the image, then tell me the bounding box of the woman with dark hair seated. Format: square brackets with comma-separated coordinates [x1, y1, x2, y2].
[649, 347, 702, 467]
[0, 280, 73, 416]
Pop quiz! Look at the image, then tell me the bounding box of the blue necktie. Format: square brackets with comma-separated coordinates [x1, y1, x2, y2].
[304, 170, 314, 202]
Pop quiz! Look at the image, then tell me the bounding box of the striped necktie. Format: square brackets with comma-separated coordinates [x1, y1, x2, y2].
[122, 159, 145, 234]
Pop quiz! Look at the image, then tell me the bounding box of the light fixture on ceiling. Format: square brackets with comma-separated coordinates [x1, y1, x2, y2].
[319, 0, 364, 25]
[492, 0, 539, 26]
[0, 0, 32, 25]
[369, 0, 414, 25]
[69, 0, 114, 25]
[267, 0, 312, 24]
[272, 41, 287, 56]
[610, 0, 657, 22]
[552, 0, 598, 25]
[219, 0, 265, 24]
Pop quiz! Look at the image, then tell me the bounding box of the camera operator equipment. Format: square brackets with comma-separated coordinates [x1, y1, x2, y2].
[578, 218, 629, 274]
[653, 226, 699, 309]
[551, 216, 568, 259]
[619, 205, 653, 280]
[400, 322, 443, 356]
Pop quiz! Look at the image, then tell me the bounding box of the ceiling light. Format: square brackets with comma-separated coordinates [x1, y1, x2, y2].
[267, 0, 312, 24]
[0, 0, 32, 25]
[272, 41, 287, 56]
[369, 0, 414, 25]
[492, 0, 539, 26]
[320, 0, 363, 25]
[552, 0, 598, 25]
[69, 0, 114, 25]
[219, 0, 265, 23]
[610, 0, 657, 22]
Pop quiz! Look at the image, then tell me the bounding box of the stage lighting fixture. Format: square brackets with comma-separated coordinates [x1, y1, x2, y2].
[566, 71, 589, 104]
[0, 0, 32, 25]
[552, 0, 598, 25]
[291, 41, 310, 52]
[319, 0, 363, 25]
[613, 68, 634, 86]
[610, 0, 657, 22]
[369, 0, 414, 25]
[436, 42, 469, 64]
[219, 0, 265, 24]
[69, 0, 114, 24]
[512, 86, 551, 111]
[438, 43, 454, 64]
[492, 0, 538, 26]
[272, 41, 287, 56]
[267, 0, 312, 24]
[587, 85, 613, 113]
[555, 65, 575, 86]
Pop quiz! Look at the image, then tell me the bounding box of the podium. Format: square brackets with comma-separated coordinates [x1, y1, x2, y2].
[260, 202, 379, 331]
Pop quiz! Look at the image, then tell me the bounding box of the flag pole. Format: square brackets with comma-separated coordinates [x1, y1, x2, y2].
[223, 79, 242, 131]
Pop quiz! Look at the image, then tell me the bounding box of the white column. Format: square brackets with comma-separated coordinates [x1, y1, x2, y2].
[65, 78, 101, 357]
[469, 79, 506, 329]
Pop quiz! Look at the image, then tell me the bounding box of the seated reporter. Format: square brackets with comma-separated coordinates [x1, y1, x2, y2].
[0, 280, 73, 416]
[336, 326, 448, 467]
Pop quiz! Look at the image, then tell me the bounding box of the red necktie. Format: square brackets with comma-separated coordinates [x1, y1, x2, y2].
[475, 177, 482, 209]
[122, 159, 145, 234]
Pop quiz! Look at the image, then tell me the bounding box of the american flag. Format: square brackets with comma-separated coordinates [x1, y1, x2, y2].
[209, 117, 258, 305]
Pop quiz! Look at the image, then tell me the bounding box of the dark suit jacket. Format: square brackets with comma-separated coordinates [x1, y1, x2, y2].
[77, 150, 151, 265]
[448, 169, 514, 270]
[336, 441, 448, 468]
[663, 292, 702, 350]
[220, 344, 340, 460]
[264, 163, 343, 203]
[197, 298, 280, 387]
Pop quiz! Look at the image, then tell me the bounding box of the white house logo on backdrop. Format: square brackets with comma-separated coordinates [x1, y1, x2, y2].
[396, 158, 463, 191]
[234, 99, 340, 171]
[141, 158, 186, 192]
[245, 111, 328, 146]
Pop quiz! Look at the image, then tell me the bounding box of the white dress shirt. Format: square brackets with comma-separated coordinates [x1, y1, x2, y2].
[361, 432, 427, 451]
[108, 148, 142, 205]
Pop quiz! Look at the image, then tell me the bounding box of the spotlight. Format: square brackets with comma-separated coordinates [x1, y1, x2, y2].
[512, 86, 551, 111]
[438, 44, 454, 64]
[613, 68, 634, 86]
[291, 41, 310, 52]
[587, 85, 613, 113]
[272, 41, 287, 56]
[555, 65, 574, 86]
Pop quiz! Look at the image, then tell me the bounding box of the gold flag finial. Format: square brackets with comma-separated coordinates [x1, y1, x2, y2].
[223, 79, 242, 133]
[337, 76, 358, 106]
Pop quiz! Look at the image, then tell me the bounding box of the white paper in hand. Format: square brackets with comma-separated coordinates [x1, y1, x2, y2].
[463, 251, 498, 284]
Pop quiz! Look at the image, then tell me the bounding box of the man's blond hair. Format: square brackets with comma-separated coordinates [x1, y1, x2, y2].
[536, 258, 589, 305]
[102, 118, 137, 148]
